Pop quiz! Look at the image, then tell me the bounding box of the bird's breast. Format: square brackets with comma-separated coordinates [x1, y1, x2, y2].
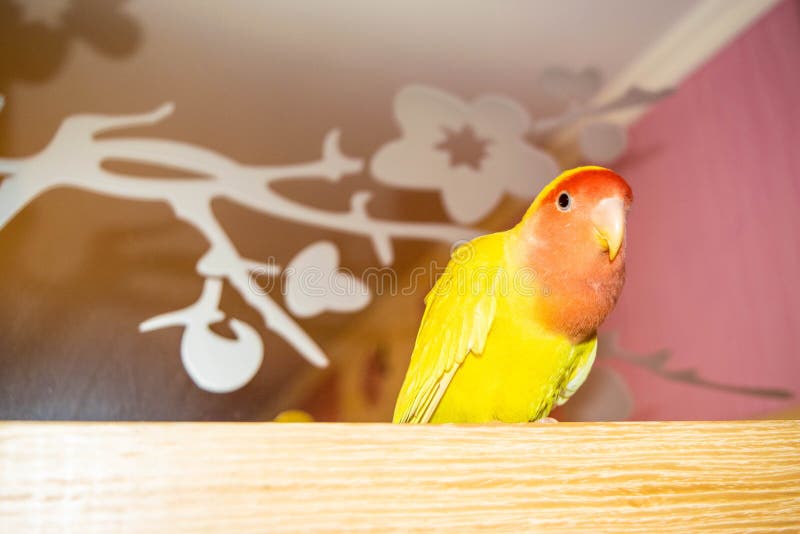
[528, 261, 625, 343]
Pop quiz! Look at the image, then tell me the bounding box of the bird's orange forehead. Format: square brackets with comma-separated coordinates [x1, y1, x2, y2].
[541, 166, 633, 207]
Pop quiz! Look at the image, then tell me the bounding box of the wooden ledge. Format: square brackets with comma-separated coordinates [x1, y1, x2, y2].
[1, 421, 798, 532]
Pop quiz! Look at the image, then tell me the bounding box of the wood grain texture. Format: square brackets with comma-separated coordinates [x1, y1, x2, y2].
[1, 421, 798, 532]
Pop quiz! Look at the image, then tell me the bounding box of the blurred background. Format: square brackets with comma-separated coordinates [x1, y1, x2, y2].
[0, 0, 797, 422]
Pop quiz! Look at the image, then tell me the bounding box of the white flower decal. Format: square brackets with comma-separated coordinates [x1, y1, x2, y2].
[370, 85, 559, 224]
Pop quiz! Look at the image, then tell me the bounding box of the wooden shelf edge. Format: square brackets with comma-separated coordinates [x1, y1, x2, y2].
[2, 420, 798, 532]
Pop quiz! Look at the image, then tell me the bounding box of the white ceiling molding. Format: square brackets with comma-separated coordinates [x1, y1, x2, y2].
[549, 0, 782, 159]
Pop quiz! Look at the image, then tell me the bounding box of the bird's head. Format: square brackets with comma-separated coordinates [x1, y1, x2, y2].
[518, 166, 633, 266]
[514, 166, 633, 341]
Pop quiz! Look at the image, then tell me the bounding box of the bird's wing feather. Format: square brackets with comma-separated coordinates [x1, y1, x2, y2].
[556, 336, 598, 406]
[393, 237, 501, 423]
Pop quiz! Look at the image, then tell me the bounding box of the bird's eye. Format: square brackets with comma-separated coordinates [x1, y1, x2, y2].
[556, 191, 572, 212]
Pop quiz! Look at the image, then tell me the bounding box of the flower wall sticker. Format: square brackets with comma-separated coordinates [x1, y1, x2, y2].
[371, 80, 671, 224]
[0, 74, 671, 394]
[1, 0, 141, 90]
[371, 85, 559, 225]
[535, 67, 673, 164]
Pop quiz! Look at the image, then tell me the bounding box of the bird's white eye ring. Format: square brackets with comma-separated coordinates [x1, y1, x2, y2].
[556, 191, 572, 212]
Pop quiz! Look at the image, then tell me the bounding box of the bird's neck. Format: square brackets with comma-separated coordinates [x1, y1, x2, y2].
[507, 227, 626, 344]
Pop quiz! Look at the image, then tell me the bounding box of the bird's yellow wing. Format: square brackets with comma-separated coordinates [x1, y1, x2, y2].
[555, 336, 598, 406]
[393, 236, 501, 423]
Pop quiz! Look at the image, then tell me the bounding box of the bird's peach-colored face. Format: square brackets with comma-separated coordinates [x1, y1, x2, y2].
[520, 167, 633, 341]
[533, 167, 633, 267]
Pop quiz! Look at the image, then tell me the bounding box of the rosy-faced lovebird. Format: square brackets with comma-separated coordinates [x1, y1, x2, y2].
[393, 166, 633, 423]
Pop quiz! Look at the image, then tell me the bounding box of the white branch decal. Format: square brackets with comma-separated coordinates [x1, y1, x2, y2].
[0, 101, 477, 392]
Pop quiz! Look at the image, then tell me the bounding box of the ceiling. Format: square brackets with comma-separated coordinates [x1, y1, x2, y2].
[6, 1, 701, 127]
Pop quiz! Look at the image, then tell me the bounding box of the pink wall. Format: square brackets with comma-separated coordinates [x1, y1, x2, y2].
[605, 0, 800, 420]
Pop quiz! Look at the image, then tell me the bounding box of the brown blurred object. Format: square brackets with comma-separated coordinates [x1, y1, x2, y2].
[272, 409, 314, 423]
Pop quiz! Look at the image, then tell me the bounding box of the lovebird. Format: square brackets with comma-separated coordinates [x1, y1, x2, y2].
[393, 166, 632, 423]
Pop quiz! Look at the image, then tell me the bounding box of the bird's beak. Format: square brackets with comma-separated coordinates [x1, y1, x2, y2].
[591, 197, 626, 262]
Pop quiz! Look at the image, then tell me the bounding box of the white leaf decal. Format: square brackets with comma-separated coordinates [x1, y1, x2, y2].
[284, 241, 371, 318]
[140, 278, 263, 393]
[180, 318, 263, 394]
